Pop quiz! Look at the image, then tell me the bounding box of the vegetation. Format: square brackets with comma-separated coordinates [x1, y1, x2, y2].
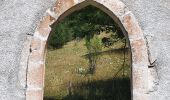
[48, 6, 124, 49]
[44, 5, 131, 100]
[85, 35, 102, 74]
[44, 38, 131, 100]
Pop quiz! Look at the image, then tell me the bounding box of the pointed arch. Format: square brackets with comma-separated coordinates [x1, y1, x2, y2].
[26, 0, 149, 100]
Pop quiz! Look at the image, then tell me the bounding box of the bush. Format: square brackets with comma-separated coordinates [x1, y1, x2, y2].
[48, 23, 74, 49]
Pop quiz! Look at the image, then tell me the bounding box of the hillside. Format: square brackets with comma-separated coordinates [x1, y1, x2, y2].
[44, 38, 131, 100]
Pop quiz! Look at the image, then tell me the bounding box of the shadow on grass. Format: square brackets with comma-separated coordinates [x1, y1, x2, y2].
[82, 48, 129, 58]
[44, 77, 131, 100]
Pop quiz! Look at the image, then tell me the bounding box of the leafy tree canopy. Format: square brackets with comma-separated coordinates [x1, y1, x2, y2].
[48, 6, 124, 49]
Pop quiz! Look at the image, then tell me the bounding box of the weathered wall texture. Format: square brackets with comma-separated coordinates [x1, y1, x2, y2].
[0, 0, 56, 100]
[0, 0, 170, 100]
[121, 0, 170, 99]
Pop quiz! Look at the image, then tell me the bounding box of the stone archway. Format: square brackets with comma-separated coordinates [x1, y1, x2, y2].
[26, 0, 149, 100]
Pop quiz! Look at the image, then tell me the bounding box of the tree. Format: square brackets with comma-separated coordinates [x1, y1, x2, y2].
[48, 22, 74, 49]
[48, 5, 124, 49]
[85, 35, 102, 74]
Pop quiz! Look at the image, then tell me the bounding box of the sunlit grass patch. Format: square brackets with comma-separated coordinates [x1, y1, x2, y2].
[44, 39, 131, 100]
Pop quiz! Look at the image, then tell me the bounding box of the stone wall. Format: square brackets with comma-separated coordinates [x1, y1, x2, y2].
[121, 0, 170, 99]
[0, 0, 170, 100]
[0, 0, 56, 99]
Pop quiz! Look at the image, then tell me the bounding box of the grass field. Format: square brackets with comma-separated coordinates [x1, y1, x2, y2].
[44, 38, 131, 100]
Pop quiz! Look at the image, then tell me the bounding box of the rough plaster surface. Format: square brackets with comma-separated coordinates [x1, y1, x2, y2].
[0, 0, 170, 100]
[0, 0, 56, 99]
[120, 0, 170, 99]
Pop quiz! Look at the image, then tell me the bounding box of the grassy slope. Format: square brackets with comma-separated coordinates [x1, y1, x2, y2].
[44, 39, 131, 100]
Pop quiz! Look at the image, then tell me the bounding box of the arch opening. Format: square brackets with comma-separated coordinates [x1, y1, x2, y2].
[26, 0, 149, 100]
[45, 5, 131, 100]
